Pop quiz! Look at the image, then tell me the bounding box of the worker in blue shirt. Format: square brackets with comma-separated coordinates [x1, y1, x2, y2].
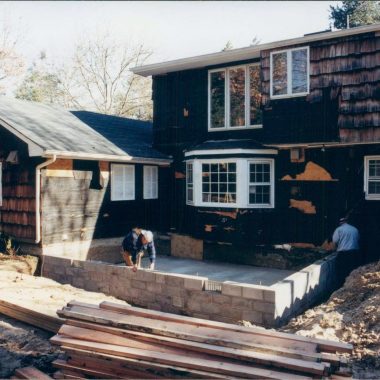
[332, 217, 360, 284]
[122, 228, 156, 271]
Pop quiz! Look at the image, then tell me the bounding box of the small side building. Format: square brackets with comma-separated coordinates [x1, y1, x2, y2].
[0, 97, 172, 261]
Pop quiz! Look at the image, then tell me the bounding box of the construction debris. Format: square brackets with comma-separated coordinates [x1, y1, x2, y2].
[282, 260, 380, 378]
[52, 300, 352, 379]
[12, 366, 53, 380]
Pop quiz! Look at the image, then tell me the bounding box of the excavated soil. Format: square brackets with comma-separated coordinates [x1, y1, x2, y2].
[281, 260, 380, 379]
[0, 269, 129, 378]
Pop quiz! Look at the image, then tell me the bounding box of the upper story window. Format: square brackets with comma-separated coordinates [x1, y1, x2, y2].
[208, 64, 262, 131]
[111, 164, 135, 201]
[364, 156, 380, 200]
[270, 47, 309, 99]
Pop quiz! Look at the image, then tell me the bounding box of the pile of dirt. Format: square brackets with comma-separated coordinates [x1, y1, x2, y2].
[281, 260, 380, 379]
[0, 253, 39, 275]
[0, 270, 129, 377]
[0, 315, 59, 378]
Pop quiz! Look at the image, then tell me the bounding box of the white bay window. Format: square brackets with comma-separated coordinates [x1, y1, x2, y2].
[208, 64, 262, 130]
[270, 46, 309, 98]
[186, 158, 274, 208]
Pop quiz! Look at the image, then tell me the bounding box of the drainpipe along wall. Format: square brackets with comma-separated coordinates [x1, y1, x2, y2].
[35, 155, 56, 244]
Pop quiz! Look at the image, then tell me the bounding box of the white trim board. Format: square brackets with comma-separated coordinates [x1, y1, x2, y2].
[185, 148, 278, 157]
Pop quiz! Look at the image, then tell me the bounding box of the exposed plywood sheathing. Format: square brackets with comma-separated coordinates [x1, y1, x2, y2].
[282, 162, 334, 181]
[175, 171, 186, 179]
[198, 210, 238, 220]
[46, 159, 74, 178]
[289, 199, 317, 214]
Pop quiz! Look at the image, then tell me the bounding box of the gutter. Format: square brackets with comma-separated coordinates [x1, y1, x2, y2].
[264, 141, 380, 150]
[43, 151, 172, 166]
[35, 155, 57, 244]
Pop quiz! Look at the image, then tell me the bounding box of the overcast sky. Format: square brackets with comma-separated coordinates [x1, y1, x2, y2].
[2, 1, 341, 66]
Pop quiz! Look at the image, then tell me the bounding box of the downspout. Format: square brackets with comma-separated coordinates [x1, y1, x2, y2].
[35, 155, 56, 244]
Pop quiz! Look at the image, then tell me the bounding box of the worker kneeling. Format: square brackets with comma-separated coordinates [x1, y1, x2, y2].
[122, 228, 156, 271]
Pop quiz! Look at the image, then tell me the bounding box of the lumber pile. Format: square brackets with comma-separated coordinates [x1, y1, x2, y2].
[51, 300, 353, 379]
[0, 299, 63, 333]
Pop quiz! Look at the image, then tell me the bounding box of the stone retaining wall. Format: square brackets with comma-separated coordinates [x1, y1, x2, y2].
[42, 256, 276, 327]
[42, 253, 339, 327]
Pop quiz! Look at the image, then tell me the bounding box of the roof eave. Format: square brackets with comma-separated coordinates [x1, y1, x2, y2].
[43, 151, 172, 166]
[132, 23, 380, 77]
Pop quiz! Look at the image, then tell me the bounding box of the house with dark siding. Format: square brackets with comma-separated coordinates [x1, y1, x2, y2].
[132, 23, 380, 264]
[0, 97, 171, 261]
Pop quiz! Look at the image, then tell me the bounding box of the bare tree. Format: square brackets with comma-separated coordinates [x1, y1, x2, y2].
[0, 11, 25, 93]
[68, 31, 153, 119]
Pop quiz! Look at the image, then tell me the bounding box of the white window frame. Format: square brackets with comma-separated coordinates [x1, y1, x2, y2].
[0, 162, 2, 207]
[186, 161, 194, 205]
[208, 63, 262, 132]
[188, 158, 275, 209]
[364, 156, 380, 200]
[143, 165, 158, 200]
[270, 46, 310, 99]
[111, 164, 135, 201]
[248, 159, 275, 208]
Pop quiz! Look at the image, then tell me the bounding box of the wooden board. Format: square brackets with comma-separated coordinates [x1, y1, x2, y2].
[51, 335, 312, 380]
[58, 324, 329, 375]
[59, 305, 316, 353]
[63, 346, 233, 380]
[14, 366, 52, 380]
[99, 300, 353, 354]
[65, 318, 341, 365]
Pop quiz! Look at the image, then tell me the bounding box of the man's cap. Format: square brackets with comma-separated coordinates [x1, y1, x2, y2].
[141, 230, 153, 243]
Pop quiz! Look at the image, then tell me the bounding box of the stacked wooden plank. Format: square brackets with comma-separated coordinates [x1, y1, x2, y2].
[0, 299, 63, 333]
[52, 300, 352, 379]
[12, 366, 53, 380]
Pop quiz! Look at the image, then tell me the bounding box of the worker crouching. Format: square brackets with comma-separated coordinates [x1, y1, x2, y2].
[122, 228, 156, 272]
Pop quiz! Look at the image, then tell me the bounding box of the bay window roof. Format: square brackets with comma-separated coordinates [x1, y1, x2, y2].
[184, 139, 278, 158]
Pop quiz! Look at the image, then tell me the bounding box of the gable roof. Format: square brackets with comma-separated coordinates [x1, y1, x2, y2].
[132, 23, 380, 77]
[0, 97, 171, 165]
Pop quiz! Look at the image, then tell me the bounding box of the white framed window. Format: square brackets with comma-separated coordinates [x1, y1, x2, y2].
[111, 164, 135, 201]
[0, 162, 2, 207]
[201, 162, 237, 205]
[187, 158, 275, 209]
[144, 166, 158, 199]
[248, 159, 275, 208]
[364, 156, 380, 200]
[186, 162, 194, 205]
[270, 46, 309, 99]
[208, 63, 262, 131]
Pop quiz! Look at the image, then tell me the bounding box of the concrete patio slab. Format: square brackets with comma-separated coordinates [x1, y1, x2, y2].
[139, 256, 295, 286]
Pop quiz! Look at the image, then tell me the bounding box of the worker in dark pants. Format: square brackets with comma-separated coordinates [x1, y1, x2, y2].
[332, 217, 360, 286]
[122, 228, 156, 271]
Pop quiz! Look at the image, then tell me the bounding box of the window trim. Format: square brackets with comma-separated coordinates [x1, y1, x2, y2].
[143, 165, 158, 200]
[110, 163, 135, 201]
[364, 156, 380, 200]
[0, 162, 2, 207]
[247, 159, 275, 208]
[186, 161, 194, 205]
[270, 46, 310, 99]
[208, 63, 263, 132]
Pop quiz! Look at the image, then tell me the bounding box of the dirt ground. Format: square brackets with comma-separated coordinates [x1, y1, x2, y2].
[0, 269, 129, 378]
[281, 260, 380, 379]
